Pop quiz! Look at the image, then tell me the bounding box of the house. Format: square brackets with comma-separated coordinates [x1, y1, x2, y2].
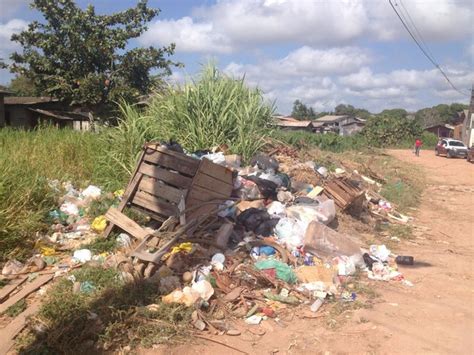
[424, 123, 454, 138]
[274, 116, 313, 131]
[312, 115, 365, 136]
[0, 95, 90, 130]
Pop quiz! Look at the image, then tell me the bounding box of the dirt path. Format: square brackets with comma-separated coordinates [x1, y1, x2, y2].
[150, 149, 473, 355]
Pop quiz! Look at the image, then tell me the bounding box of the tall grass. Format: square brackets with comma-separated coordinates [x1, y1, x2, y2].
[146, 64, 274, 161]
[96, 102, 160, 190]
[272, 130, 369, 152]
[0, 127, 106, 260]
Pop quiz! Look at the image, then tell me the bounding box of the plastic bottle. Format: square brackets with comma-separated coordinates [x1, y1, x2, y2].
[310, 298, 324, 312]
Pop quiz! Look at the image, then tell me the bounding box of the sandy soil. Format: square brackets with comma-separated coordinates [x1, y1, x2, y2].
[147, 149, 474, 355]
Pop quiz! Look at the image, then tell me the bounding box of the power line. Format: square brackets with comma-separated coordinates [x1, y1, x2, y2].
[388, 0, 470, 96]
[398, 0, 437, 61]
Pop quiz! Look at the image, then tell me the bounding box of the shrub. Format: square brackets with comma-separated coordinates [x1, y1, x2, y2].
[146, 64, 274, 161]
[362, 113, 422, 147]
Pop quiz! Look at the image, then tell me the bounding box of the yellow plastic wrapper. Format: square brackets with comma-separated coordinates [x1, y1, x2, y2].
[91, 215, 107, 233]
[170, 242, 193, 255]
[40, 246, 56, 256]
[113, 189, 125, 198]
[164, 242, 193, 259]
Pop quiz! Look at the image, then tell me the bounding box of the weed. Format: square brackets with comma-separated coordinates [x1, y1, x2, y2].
[80, 238, 118, 254]
[19, 265, 191, 353]
[87, 195, 118, 219]
[387, 224, 414, 240]
[4, 299, 27, 317]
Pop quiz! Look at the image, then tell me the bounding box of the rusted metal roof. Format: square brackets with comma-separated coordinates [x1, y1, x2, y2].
[28, 108, 88, 121]
[4, 96, 58, 105]
[276, 119, 312, 127]
[313, 115, 349, 123]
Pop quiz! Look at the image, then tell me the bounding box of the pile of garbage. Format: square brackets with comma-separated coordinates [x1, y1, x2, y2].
[0, 143, 415, 342]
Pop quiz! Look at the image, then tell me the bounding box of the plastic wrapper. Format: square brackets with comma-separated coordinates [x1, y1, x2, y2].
[304, 221, 362, 260]
[274, 217, 307, 250]
[286, 199, 336, 225]
[266, 201, 287, 218]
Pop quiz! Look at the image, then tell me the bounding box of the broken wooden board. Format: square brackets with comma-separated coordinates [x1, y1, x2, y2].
[0, 274, 53, 314]
[323, 178, 364, 210]
[0, 301, 40, 355]
[105, 207, 149, 240]
[0, 276, 27, 303]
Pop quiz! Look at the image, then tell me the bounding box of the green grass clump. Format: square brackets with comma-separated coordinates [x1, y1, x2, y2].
[80, 238, 118, 254]
[19, 265, 191, 353]
[146, 64, 274, 161]
[381, 180, 421, 212]
[4, 299, 27, 317]
[0, 126, 108, 261]
[272, 130, 369, 152]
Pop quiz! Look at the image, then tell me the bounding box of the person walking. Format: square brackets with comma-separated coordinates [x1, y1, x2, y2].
[414, 138, 423, 156]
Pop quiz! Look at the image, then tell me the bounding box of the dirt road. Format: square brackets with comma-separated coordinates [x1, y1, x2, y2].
[153, 149, 473, 355]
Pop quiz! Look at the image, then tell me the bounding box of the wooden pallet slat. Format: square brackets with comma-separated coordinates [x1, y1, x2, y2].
[138, 178, 184, 204]
[132, 191, 178, 217]
[139, 163, 193, 188]
[143, 150, 199, 176]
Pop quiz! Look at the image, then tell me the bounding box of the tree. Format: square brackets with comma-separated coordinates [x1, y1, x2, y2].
[335, 103, 371, 119]
[291, 99, 316, 119]
[363, 112, 421, 146]
[415, 103, 468, 128]
[8, 74, 42, 96]
[8, 0, 177, 112]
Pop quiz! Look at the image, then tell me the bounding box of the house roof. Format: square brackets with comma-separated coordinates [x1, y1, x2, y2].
[424, 123, 454, 130]
[0, 88, 13, 95]
[4, 96, 58, 105]
[29, 108, 89, 121]
[278, 116, 299, 122]
[276, 119, 312, 128]
[313, 115, 349, 123]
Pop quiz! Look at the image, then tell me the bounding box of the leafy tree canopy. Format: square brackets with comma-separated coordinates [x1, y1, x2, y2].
[363, 112, 421, 146]
[291, 100, 317, 120]
[415, 103, 468, 128]
[334, 103, 371, 119]
[8, 0, 178, 110]
[8, 74, 43, 97]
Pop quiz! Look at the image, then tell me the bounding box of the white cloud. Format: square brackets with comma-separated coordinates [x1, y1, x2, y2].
[140, 17, 232, 53]
[0, 19, 28, 59]
[221, 47, 473, 113]
[142, 0, 473, 53]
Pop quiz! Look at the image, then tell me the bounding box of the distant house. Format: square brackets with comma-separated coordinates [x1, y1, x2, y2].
[0, 95, 90, 131]
[424, 123, 454, 138]
[274, 116, 313, 131]
[312, 115, 365, 136]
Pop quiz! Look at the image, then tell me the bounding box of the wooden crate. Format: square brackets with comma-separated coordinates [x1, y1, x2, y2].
[104, 143, 234, 238]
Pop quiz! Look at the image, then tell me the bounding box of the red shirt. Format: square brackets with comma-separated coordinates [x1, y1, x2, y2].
[415, 139, 422, 147]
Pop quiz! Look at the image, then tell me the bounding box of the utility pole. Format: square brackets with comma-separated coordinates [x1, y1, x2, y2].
[465, 85, 474, 147]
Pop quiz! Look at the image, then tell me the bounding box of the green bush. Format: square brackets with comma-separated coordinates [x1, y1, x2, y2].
[146, 64, 274, 161]
[362, 113, 422, 147]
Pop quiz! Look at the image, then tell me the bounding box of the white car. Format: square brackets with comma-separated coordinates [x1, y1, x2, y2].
[435, 138, 468, 158]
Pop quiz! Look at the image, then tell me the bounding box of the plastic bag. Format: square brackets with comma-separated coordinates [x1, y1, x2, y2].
[203, 152, 226, 165]
[81, 185, 102, 200]
[91, 215, 107, 233]
[286, 199, 336, 225]
[304, 221, 362, 260]
[266, 201, 287, 218]
[255, 259, 297, 284]
[274, 217, 306, 250]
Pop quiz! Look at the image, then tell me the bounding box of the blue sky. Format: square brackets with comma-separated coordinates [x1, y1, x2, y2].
[0, 0, 472, 113]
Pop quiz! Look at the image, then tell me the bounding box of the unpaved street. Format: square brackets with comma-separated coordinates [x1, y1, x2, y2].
[153, 149, 474, 355]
